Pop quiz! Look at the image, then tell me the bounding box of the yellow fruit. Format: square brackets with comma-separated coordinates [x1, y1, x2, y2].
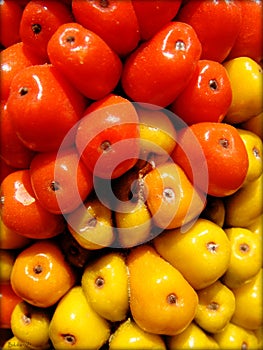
[81, 252, 129, 322]
[167, 322, 219, 349]
[109, 318, 166, 350]
[154, 218, 231, 290]
[127, 245, 198, 336]
[0, 249, 15, 282]
[49, 286, 110, 349]
[224, 173, 263, 227]
[223, 57, 263, 124]
[237, 128, 262, 184]
[138, 106, 177, 165]
[2, 336, 33, 350]
[222, 227, 262, 289]
[231, 269, 263, 331]
[245, 213, 263, 237]
[67, 197, 115, 249]
[115, 199, 152, 248]
[194, 280, 236, 334]
[213, 322, 258, 349]
[241, 111, 263, 140]
[0, 218, 31, 250]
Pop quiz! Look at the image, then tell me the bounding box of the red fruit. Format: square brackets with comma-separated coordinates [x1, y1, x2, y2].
[30, 147, 93, 214]
[170, 60, 232, 125]
[0, 42, 45, 101]
[0, 0, 23, 48]
[0, 283, 23, 329]
[6, 64, 87, 152]
[0, 169, 66, 239]
[121, 21, 202, 107]
[0, 102, 35, 169]
[76, 94, 140, 179]
[177, 0, 242, 62]
[19, 0, 73, 61]
[172, 122, 249, 197]
[227, 0, 263, 63]
[0, 161, 17, 186]
[132, 0, 182, 41]
[72, 0, 140, 56]
[47, 22, 122, 100]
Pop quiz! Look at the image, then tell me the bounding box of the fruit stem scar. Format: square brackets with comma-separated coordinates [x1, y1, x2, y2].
[253, 146, 260, 159]
[33, 264, 43, 274]
[206, 241, 218, 253]
[19, 87, 29, 96]
[219, 138, 229, 148]
[209, 79, 218, 91]
[50, 180, 61, 192]
[66, 36, 75, 44]
[163, 188, 175, 202]
[241, 341, 248, 350]
[99, 0, 109, 7]
[95, 276, 105, 288]
[239, 243, 250, 253]
[62, 334, 76, 345]
[175, 40, 186, 51]
[100, 140, 112, 153]
[167, 293, 177, 305]
[31, 23, 42, 35]
[207, 301, 219, 311]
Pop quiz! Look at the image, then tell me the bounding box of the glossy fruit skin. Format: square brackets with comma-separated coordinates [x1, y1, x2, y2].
[144, 162, 206, 229]
[121, 21, 202, 107]
[0, 102, 35, 169]
[10, 240, 77, 307]
[76, 94, 140, 179]
[30, 147, 93, 214]
[177, 0, 242, 62]
[0, 42, 45, 102]
[231, 269, 263, 331]
[0, 170, 65, 239]
[81, 252, 129, 322]
[0, 283, 23, 329]
[127, 245, 198, 336]
[241, 112, 263, 140]
[19, 0, 73, 61]
[0, 217, 32, 250]
[132, 0, 182, 41]
[49, 285, 111, 350]
[72, 0, 140, 57]
[48, 22, 122, 101]
[194, 280, 236, 334]
[223, 57, 263, 124]
[154, 218, 231, 290]
[227, 0, 263, 63]
[222, 227, 262, 289]
[170, 60, 232, 125]
[0, 0, 23, 48]
[167, 322, 220, 349]
[109, 318, 166, 350]
[172, 122, 249, 197]
[6, 64, 87, 152]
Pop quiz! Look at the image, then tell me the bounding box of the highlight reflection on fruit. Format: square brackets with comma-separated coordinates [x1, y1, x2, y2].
[0, 1, 262, 349]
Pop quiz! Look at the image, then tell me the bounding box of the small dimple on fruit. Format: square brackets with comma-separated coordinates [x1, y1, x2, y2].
[87, 217, 97, 228]
[0, 196, 4, 206]
[207, 301, 219, 311]
[100, 140, 112, 153]
[33, 264, 43, 274]
[209, 79, 218, 91]
[95, 276, 105, 288]
[206, 241, 218, 253]
[175, 40, 186, 51]
[62, 334, 76, 345]
[239, 243, 250, 254]
[31, 23, 42, 35]
[163, 188, 175, 202]
[50, 181, 61, 192]
[253, 146, 260, 159]
[219, 138, 229, 149]
[22, 313, 31, 325]
[167, 293, 177, 305]
[19, 87, 29, 96]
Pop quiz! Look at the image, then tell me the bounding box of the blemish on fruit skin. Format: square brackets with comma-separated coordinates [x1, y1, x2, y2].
[62, 334, 76, 345]
[253, 146, 260, 159]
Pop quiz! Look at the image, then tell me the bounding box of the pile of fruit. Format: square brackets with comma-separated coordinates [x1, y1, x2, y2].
[0, 0, 262, 349]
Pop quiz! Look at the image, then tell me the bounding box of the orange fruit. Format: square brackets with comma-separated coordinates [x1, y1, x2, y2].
[10, 240, 77, 307]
